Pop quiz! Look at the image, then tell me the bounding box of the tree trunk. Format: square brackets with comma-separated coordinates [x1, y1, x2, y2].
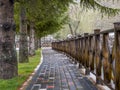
[74, 21, 80, 35]
[29, 22, 35, 56]
[0, 0, 18, 79]
[38, 38, 41, 48]
[35, 37, 38, 50]
[68, 24, 74, 35]
[19, 5, 29, 63]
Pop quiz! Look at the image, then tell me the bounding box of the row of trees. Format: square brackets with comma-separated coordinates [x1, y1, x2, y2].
[0, 0, 72, 79]
[0, 0, 119, 79]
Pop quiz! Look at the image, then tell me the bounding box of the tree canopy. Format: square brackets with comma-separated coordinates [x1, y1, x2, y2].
[14, 0, 120, 38]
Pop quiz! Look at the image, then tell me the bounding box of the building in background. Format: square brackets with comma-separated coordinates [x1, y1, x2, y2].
[41, 35, 55, 47]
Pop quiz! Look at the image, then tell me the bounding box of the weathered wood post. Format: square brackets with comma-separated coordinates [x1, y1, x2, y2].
[64, 40, 66, 53]
[70, 40, 73, 59]
[81, 37, 84, 66]
[94, 29, 102, 84]
[83, 33, 88, 68]
[90, 35, 94, 71]
[74, 37, 78, 64]
[65, 40, 67, 54]
[76, 38, 79, 62]
[73, 38, 76, 63]
[84, 33, 90, 75]
[102, 32, 112, 85]
[70, 40, 72, 56]
[61, 40, 64, 52]
[77, 38, 80, 63]
[66, 40, 68, 54]
[78, 36, 83, 68]
[69, 40, 71, 55]
[67, 40, 69, 54]
[67, 40, 70, 55]
[114, 22, 120, 90]
[64, 40, 65, 52]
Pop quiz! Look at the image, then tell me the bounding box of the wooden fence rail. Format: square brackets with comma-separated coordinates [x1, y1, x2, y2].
[52, 22, 120, 90]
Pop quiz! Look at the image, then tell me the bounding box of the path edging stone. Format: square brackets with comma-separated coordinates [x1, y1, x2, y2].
[19, 50, 43, 90]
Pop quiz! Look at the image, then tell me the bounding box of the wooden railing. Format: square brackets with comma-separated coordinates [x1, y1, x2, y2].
[52, 22, 120, 90]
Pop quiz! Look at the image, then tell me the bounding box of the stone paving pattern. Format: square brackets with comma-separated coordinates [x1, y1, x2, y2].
[26, 48, 98, 90]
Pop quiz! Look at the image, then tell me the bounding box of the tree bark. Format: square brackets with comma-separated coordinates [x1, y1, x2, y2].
[38, 38, 41, 48]
[19, 5, 29, 63]
[35, 37, 38, 50]
[74, 21, 80, 35]
[0, 0, 18, 79]
[29, 22, 35, 56]
[68, 24, 74, 35]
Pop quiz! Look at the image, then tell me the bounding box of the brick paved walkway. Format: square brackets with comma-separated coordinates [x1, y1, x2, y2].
[26, 48, 97, 90]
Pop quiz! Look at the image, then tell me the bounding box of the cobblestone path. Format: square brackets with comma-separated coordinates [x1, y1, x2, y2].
[26, 48, 97, 90]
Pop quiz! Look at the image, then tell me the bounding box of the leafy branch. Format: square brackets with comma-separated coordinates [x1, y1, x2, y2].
[80, 0, 120, 16]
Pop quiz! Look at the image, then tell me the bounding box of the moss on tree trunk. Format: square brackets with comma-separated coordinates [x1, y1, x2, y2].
[19, 5, 29, 63]
[0, 0, 18, 79]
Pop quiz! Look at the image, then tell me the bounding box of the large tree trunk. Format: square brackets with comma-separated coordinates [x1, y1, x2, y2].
[0, 0, 18, 79]
[19, 5, 29, 63]
[29, 22, 35, 56]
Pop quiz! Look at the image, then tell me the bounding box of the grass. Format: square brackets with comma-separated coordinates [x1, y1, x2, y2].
[0, 49, 41, 90]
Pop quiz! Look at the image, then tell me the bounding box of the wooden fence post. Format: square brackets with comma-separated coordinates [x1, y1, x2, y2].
[114, 22, 120, 90]
[83, 33, 88, 67]
[74, 38, 78, 64]
[75, 38, 79, 63]
[84, 33, 90, 75]
[79, 37, 83, 68]
[94, 29, 102, 84]
[102, 33, 112, 84]
[90, 35, 94, 71]
[70, 40, 72, 57]
[81, 37, 84, 66]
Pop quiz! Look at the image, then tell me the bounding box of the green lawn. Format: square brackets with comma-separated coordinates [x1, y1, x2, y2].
[0, 49, 41, 90]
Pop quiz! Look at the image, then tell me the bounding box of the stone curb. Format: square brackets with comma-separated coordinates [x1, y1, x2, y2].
[18, 50, 43, 90]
